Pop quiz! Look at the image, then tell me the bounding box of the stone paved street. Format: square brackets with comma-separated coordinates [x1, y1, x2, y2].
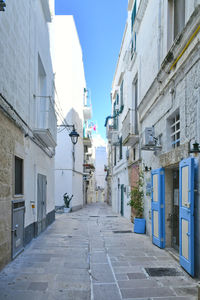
[0, 203, 198, 300]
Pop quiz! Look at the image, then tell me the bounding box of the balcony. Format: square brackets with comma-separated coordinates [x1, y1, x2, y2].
[83, 105, 92, 120]
[33, 96, 57, 148]
[122, 109, 139, 146]
[83, 157, 95, 172]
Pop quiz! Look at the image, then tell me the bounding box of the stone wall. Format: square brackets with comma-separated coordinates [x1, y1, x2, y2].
[0, 110, 24, 270]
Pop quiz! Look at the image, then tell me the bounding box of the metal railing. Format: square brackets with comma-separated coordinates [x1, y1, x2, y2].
[34, 96, 57, 145]
[122, 109, 138, 146]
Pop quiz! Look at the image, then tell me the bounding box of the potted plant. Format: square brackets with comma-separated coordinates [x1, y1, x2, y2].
[127, 171, 146, 233]
[63, 193, 73, 213]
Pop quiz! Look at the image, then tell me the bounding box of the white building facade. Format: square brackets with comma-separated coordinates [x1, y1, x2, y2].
[0, 0, 56, 269]
[107, 0, 200, 278]
[52, 15, 92, 211]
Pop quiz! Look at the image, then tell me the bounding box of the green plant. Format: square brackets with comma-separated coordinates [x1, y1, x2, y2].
[127, 171, 144, 218]
[63, 193, 73, 208]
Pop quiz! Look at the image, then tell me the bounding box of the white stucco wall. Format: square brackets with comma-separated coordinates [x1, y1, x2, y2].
[0, 0, 55, 228]
[95, 147, 107, 189]
[109, 0, 200, 225]
[51, 15, 86, 210]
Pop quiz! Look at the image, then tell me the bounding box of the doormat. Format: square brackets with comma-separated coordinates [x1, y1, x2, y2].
[113, 230, 132, 233]
[145, 267, 182, 277]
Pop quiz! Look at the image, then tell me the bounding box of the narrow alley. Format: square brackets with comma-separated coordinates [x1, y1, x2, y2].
[0, 203, 198, 300]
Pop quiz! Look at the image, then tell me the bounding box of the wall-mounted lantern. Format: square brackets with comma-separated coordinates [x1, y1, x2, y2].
[189, 141, 200, 156]
[69, 125, 79, 145]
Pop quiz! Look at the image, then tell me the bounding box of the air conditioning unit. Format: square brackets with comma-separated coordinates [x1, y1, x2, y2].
[144, 127, 155, 146]
[141, 127, 162, 151]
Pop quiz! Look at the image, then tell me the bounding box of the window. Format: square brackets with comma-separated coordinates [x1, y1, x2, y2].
[133, 148, 136, 161]
[114, 146, 117, 166]
[113, 101, 118, 130]
[131, 32, 136, 59]
[133, 77, 138, 134]
[171, 113, 180, 148]
[131, 1, 137, 31]
[119, 137, 123, 160]
[15, 156, 23, 195]
[37, 55, 47, 128]
[174, 0, 185, 39]
[168, 0, 185, 49]
[120, 80, 124, 108]
[116, 93, 119, 105]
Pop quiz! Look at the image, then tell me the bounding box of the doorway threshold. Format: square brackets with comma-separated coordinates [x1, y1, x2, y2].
[166, 247, 179, 263]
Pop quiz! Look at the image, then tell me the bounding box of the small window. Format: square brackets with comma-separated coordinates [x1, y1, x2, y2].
[133, 148, 136, 161]
[113, 102, 118, 130]
[133, 77, 138, 134]
[174, 0, 185, 39]
[171, 113, 180, 148]
[15, 156, 23, 195]
[119, 137, 123, 160]
[114, 146, 117, 166]
[167, 0, 185, 49]
[116, 93, 119, 105]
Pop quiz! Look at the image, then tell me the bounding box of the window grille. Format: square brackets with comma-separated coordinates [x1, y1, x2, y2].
[171, 114, 180, 148]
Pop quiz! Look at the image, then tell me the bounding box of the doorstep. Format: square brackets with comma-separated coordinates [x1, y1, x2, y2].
[166, 247, 179, 263]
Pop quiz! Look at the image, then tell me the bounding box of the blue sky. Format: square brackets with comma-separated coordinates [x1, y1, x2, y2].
[55, 0, 128, 140]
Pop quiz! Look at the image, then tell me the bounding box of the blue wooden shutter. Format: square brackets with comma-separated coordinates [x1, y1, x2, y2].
[151, 168, 165, 248]
[120, 80, 124, 108]
[179, 157, 196, 277]
[131, 1, 137, 31]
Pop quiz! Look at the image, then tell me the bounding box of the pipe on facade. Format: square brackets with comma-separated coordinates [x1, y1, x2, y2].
[170, 24, 200, 71]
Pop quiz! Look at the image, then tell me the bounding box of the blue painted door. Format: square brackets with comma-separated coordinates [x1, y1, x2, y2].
[151, 168, 165, 248]
[179, 157, 196, 277]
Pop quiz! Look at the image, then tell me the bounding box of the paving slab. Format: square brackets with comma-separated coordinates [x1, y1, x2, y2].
[0, 202, 198, 300]
[93, 283, 121, 300]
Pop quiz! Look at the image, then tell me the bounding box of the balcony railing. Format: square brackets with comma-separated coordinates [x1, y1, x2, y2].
[122, 108, 139, 146]
[33, 96, 57, 148]
[83, 105, 92, 120]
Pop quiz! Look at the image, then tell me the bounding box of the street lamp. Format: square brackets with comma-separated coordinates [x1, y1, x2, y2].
[69, 125, 79, 145]
[58, 124, 79, 145]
